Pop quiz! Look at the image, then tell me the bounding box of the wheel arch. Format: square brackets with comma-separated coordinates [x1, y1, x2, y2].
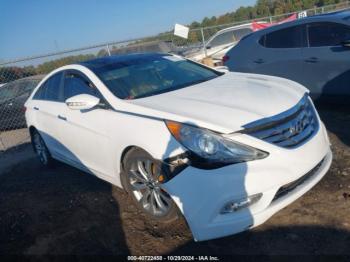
[120, 145, 138, 172]
[119, 145, 142, 190]
[28, 125, 37, 137]
[28, 126, 38, 153]
[118, 145, 163, 190]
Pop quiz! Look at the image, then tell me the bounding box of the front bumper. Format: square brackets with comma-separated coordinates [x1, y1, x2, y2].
[162, 122, 332, 241]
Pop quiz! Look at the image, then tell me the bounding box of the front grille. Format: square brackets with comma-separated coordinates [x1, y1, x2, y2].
[243, 94, 318, 148]
[272, 158, 324, 202]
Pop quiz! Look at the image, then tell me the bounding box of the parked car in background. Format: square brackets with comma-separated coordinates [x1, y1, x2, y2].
[25, 53, 331, 241]
[186, 23, 254, 66]
[0, 75, 44, 131]
[224, 11, 350, 102]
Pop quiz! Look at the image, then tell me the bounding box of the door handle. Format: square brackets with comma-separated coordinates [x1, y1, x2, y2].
[33, 107, 39, 111]
[58, 115, 67, 121]
[304, 57, 319, 63]
[253, 58, 265, 64]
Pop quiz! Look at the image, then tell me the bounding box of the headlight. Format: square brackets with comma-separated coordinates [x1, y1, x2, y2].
[165, 121, 268, 169]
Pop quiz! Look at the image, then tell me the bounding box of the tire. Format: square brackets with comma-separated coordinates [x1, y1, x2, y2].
[122, 148, 179, 223]
[31, 130, 54, 167]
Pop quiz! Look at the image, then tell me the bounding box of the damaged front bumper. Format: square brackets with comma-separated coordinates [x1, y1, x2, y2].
[161, 122, 332, 241]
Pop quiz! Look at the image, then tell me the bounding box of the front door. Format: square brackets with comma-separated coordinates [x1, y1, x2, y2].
[250, 24, 306, 82]
[58, 70, 113, 178]
[301, 22, 350, 101]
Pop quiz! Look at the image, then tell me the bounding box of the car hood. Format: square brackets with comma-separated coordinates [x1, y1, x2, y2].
[123, 72, 308, 134]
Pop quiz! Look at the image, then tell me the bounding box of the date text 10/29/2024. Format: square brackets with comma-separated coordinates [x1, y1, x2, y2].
[127, 256, 220, 261]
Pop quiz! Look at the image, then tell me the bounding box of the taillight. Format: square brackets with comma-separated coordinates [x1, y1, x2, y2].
[23, 106, 27, 113]
[222, 55, 230, 63]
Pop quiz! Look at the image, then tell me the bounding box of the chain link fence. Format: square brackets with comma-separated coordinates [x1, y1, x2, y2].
[1, 1, 349, 152]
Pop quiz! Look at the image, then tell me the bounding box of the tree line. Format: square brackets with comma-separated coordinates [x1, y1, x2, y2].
[190, 0, 345, 29]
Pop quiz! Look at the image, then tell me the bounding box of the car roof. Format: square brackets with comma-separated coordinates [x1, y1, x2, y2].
[79, 52, 169, 70]
[251, 10, 350, 36]
[312, 9, 350, 19]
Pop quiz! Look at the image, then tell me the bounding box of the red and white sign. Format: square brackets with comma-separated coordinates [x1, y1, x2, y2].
[252, 13, 297, 32]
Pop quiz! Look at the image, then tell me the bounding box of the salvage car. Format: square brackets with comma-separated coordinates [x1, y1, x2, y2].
[25, 53, 332, 241]
[224, 10, 350, 102]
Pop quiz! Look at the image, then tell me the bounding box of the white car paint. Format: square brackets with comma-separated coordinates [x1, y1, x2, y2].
[25, 56, 332, 241]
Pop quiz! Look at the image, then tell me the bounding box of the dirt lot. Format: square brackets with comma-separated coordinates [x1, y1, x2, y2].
[0, 105, 349, 257]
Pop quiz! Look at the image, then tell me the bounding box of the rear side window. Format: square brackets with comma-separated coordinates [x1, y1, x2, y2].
[63, 73, 101, 101]
[33, 81, 47, 100]
[307, 22, 350, 47]
[259, 25, 305, 48]
[33, 72, 63, 101]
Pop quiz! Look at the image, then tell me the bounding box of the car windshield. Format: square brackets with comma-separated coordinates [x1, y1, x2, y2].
[91, 55, 222, 99]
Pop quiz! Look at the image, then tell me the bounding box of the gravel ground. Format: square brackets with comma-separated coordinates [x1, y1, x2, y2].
[0, 105, 349, 257]
[0, 128, 30, 151]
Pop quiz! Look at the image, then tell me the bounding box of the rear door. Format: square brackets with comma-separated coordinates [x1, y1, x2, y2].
[30, 72, 66, 157]
[301, 22, 350, 100]
[250, 25, 306, 81]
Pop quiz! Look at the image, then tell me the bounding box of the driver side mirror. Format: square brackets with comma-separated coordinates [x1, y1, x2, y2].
[341, 39, 350, 48]
[65, 94, 100, 110]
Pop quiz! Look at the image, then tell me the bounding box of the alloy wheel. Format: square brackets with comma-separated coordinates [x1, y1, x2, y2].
[128, 158, 172, 217]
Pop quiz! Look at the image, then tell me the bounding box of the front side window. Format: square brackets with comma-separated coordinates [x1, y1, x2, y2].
[259, 25, 305, 48]
[307, 22, 350, 47]
[90, 55, 221, 99]
[63, 73, 101, 101]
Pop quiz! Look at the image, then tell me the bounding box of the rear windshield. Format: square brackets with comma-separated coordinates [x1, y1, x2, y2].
[90, 55, 222, 99]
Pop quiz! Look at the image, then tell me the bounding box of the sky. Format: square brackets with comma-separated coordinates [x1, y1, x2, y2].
[0, 0, 255, 62]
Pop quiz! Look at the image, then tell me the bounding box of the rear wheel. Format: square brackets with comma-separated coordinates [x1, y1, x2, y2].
[122, 148, 179, 223]
[31, 130, 53, 166]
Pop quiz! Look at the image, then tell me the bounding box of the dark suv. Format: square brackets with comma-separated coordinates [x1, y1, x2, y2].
[224, 11, 350, 102]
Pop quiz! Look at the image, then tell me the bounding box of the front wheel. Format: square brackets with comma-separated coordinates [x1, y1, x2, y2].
[122, 148, 179, 223]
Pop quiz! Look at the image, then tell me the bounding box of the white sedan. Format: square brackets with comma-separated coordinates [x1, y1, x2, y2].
[25, 53, 332, 241]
